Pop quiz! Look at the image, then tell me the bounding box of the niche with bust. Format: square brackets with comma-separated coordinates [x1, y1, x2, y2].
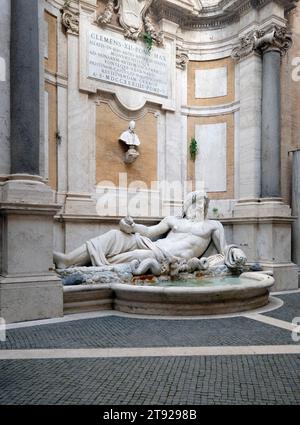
[119, 121, 141, 164]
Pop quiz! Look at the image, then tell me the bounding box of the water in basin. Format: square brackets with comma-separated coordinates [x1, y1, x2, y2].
[137, 276, 253, 288]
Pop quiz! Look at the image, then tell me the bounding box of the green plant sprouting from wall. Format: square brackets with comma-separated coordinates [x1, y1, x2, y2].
[189, 137, 198, 161]
[143, 32, 154, 53]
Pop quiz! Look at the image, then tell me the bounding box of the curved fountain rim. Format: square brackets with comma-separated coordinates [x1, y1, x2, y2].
[111, 272, 275, 294]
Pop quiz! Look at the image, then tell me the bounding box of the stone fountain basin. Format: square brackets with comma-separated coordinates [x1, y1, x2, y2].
[63, 272, 274, 316]
[111, 272, 274, 316]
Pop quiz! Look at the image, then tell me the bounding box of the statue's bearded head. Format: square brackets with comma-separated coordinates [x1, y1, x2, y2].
[183, 191, 209, 221]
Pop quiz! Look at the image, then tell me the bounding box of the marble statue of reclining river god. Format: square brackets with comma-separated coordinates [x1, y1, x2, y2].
[54, 192, 247, 282]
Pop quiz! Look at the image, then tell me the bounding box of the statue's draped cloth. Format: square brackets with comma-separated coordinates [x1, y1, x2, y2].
[86, 230, 166, 266]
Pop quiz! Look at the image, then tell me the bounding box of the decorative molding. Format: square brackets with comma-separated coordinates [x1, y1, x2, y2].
[93, 92, 157, 121]
[152, 0, 299, 31]
[176, 48, 189, 70]
[51, 0, 299, 32]
[54, 213, 162, 223]
[181, 100, 240, 117]
[231, 32, 257, 60]
[232, 25, 293, 60]
[60, 4, 79, 35]
[97, 0, 116, 25]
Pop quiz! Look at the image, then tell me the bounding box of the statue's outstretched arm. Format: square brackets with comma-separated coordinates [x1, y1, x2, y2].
[132, 217, 171, 238]
[211, 221, 227, 255]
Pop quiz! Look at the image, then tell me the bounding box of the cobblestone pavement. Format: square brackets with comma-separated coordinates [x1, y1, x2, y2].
[0, 355, 299, 405]
[264, 293, 300, 323]
[0, 294, 299, 405]
[0, 315, 298, 350]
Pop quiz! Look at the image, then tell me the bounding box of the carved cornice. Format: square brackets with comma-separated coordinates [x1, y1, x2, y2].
[50, 0, 299, 33]
[232, 24, 293, 60]
[60, 4, 79, 35]
[152, 0, 299, 30]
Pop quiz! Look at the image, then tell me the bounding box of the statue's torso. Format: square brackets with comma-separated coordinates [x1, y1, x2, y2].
[155, 217, 217, 259]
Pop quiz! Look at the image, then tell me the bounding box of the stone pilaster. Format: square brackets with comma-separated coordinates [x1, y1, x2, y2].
[232, 34, 262, 199]
[0, 0, 63, 323]
[292, 150, 300, 284]
[237, 52, 262, 199]
[231, 26, 297, 291]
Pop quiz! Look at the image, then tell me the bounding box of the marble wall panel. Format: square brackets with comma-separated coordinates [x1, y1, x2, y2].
[195, 122, 227, 192]
[187, 57, 235, 107]
[195, 67, 227, 99]
[187, 114, 234, 200]
[44, 11, 57, 74]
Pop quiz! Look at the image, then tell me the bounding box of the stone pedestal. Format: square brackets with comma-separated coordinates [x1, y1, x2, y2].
[233, 198, 298, 291]
[0, 176, 63, 323]
[292, 150, 300, 286]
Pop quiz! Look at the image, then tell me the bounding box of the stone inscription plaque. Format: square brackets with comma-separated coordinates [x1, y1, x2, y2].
[88, 30, 168, 97]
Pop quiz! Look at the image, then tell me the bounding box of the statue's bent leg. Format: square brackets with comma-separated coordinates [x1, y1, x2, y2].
[54, 244, 90, 269]
[54, 230, 149, 268]
[109, 249, 156, 264]
[87, 230, 142, 266]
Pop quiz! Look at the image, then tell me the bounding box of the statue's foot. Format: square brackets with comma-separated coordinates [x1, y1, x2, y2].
[53, 251, 68, 269]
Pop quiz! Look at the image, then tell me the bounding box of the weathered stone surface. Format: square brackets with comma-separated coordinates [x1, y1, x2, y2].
[292, 150, 300, 276]
[0, 0, 10, 174]
[261, 50, 281, 198]
[58, 263, 135, 285]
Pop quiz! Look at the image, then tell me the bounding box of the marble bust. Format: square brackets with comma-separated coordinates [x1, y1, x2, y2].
[53, 191, 247, 274]
[119, 120, 141, 163]
[119, 120, 141, 146]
